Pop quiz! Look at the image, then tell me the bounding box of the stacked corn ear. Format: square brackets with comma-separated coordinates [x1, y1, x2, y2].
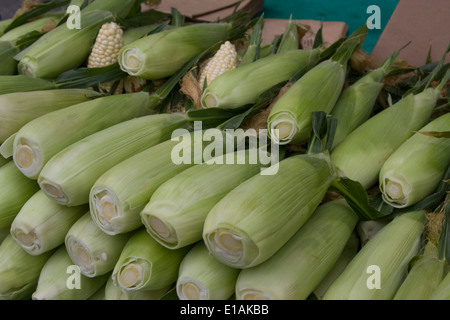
[80, 0, 138, 19]
[0, 88, 100, 144]
[10, 190, 87, 256]
[32, 246, 110, 300]
[89, 129, 224, 236]
[200, 48, 322, 109]
[0, 161, 40, 230]
[330, 74, 448, 190]
[111, 228, 191, 291]
[322, 210, 426, 300]
[176, 241, 240, 300]
[65, 212, 134, 278]
[0, 235, 53, 300]
[0, 75, 57, 95]
[141, 150, 267, 249]
[104, 276, 171, 300]
[203, 152, 337, 269]
[356, 220, 389, 246]
[0, 14, 62, 42]
[118, 23, 233, 80]
[430, 268, 450, 300]
[12, 92, 155, 180]
[37, 113, 188, 207]
[379, 112, 450, 208]
[235, 199, 358, 300]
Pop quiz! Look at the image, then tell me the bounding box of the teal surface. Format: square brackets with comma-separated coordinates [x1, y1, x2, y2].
[261, 0, 400, 53]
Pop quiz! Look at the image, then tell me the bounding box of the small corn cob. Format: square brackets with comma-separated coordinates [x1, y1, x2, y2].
[38, 113, 188, 207]
[65, 212, 133, 278]
[203, 152, 337, 269]
[87, 22, 124, 94]
[104, 276, 170, 300]
[235, 199, 359, 300]
[10, 190, 87, 256]
[0, 234, 53, 300]
[177, 241, 240, 300]
[0, 161, 40, 230]
[111, 228, 191, 291]
[379, 112, 450, 208]
[32, 246, 110, 300]
[13, 92, 154, 180]
[198, 41, 238, 88]
[0, 88, 100, 144]
[322, 210, 426, 300]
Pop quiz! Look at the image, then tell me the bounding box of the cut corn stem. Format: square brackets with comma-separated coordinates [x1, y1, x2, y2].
[10, 190, 87, 255]
[0, 161, 40, 230]
[203, 152, 336, 268]
[65, 212, 133, 278]
[38, 113, 188, 206]
[13, 92, 154, 180]
[322, 210, 426, 300]
[379, 112, 450, 208]
[32, 246, 109, 300]
[141, 150, 266, 249]
[0, 234, 53, 300]
[0, 88, 100, 144]
[235, 199, 359, 300]
[177, 241, 240, 300]
[112, 228, 190, 291]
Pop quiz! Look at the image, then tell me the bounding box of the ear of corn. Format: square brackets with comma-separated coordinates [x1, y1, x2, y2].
[0, 234, 53, 300]
[200, 48, 322, 109]
[81, 0, 138, 19]
[16, 10, 116, 79]
[0, 15, 62, 42]
[10, 190, 87, 256]
[12, 92, 154, 180]
[118, 23, 233, 80]
[65, 212, 133, 278]
[322, 210, 426, 300]
[104, 276, 171, 300]
[203, 152, 337, 269]
[0, 40, 20, 75]
[0, 88, 100, 144]
[111, 228, 190, 291]
[430, 267, 450, 300]
[32, 246, 110, 300]
[0, 75, 57, 95]
[141, 150, 266, 250]
[38, 113, 188, 207]
[235, 199, 359, 300]
[0, 19, 13, 36]
[0, 161, 40, 230]
[177, 241, 240, 300]
[330, 82, 446, 190]
[393, 241, 446, 300]
[379, 112, 450, 208]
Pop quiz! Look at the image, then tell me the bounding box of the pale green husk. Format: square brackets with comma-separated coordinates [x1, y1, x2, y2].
[203, 152, 336, 268]
[235, 199, 359, 300]
[0, 15, 63, 42]
[0, 75, 56, 95]
[430, 267, 450, 300]
[104, 276, 171, 300]
[322, 210, 426, 300]
[32, 246, 109, 300]
[38, 113, 188, 206]
[13, 92, 154, 180]
[177, 241, 240, 300]
[10, 190, 87, 255]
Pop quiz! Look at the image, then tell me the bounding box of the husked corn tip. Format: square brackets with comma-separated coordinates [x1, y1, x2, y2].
[198, 41, 237, 87]
[88, 22, 124, 68]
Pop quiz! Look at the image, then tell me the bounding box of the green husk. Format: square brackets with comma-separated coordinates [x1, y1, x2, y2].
[104, 276, 171, 300]
[32, 246, 109, 300]
[0, 19, 13, 36]
[0, 161, 40, 230]
[0, 235, 53, 300]
[38, 113, 188, 207]
[0, 75, 57, 94]
[80, 0, 138, 18]
[0, 40, 20, 75]
[10, 190, 87, 256]
[379, 112, 450, 208]
[200, 48, 322, 110]
[322, 210, 426, 300]
[0, 15, 62, 42]
[118, 23, 233, 80]
[112, 228, 190, 291]
[13, 92, 155, 180]
[65, 212, 133, 278]
[177, 241, 240, 300]
[141, 150, 266, 249]
[430, 268, 450, 300]
[203, 152, 337, 269]
[235, 199, 359, 300]
[0, 88, 100, 144]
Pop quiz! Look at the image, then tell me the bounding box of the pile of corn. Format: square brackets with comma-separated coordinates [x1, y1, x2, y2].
[0, 0, 449, 301]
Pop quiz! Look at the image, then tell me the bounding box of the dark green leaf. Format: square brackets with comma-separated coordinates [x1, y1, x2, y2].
[159, 286, 179, 300]
[307, 112, 337, 154]
[438, 200, 450, 263]
[55, 63, 126, 89]
[170, 7, 185, 27]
